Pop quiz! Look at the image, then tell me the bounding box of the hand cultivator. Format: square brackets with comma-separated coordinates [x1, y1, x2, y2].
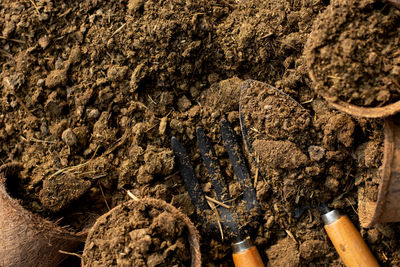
[172, 119, 265, 267]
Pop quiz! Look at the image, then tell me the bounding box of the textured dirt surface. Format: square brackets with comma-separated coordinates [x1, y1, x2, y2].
[82, 200, 191, 267]
[305, 0, 400, 107]
[1, 0, 400, 266]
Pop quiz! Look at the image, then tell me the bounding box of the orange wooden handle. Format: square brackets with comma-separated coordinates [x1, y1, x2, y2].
[232, 246, 265, 267]
[324, 215, 379, 267]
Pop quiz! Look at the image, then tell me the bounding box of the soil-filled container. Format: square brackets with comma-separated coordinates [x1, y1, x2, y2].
[305, 0, 400, 118]
[0, 163, 85, 267]
[82, 197, 201, 267]
[358, 117, 400, 227]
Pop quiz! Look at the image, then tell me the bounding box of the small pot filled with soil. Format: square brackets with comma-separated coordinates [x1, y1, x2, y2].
[305, 0, 400, 118]
[0, 163, 85, 267]
[358, 117, 400, 227]
[82, 197, 201, 267]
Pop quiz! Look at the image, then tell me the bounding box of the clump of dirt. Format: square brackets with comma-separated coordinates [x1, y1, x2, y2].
[305, 0, 400, 107]
[355, 136, 384, 203]
[82, 199, 191, 267]
[266, 237, 300, 267]
[39, 173, 92, 212]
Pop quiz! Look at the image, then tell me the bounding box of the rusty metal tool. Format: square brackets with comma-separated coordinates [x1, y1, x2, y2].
[172, 119, 265, 267]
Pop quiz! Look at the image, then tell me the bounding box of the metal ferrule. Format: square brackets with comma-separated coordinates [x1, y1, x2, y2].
[321, 209, 342, 225]
[232, 239, 253, 254]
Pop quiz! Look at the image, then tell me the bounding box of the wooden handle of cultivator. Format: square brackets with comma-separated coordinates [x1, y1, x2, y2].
[232, 239, 265, 267]
[323, 211, 379, 267]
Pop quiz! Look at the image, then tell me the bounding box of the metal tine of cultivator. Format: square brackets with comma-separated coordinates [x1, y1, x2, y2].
[196, 127, 230, 202]
[171, 137, 210, 216]
[172, 136, 241, 241]
[196, 127, 241, 241]
[220, 119, 260, 215]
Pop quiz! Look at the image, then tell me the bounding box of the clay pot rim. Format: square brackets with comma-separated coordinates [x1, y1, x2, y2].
[360, 118, 400, 227]
[0, 162, 87, 266]
[308, 70, 400, 118]
[0, 162, 87, 240]
[329, 101, 400, 119]
[82, 197, 201, 267]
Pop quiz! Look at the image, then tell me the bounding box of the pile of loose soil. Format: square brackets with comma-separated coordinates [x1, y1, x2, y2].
[82, 199, 191, 267]
[1, 0, 400, 266]
[217, 0, 327, 85]
[305, 0, 400, 107]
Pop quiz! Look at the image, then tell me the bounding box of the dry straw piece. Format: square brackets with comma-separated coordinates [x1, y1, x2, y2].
[0, 162, 85, 267]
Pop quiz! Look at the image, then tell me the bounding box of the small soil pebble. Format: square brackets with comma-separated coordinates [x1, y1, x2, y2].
[45, 69, 68, 88]
[82, 199, 191, 267]
[86, 108, 100, 120]
[39, 173, 91, 212]
[305, 0, 400, 107]
[61, 128, 77, 146]
[107, 65, 128, 82]
[38, 36, 50, 49]
[308, 146, 326, 162]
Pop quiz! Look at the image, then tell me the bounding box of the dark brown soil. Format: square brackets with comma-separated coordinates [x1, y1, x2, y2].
[1, 0, 400, 266]
[82, 199, 191, 266]
[217, 0, 327, 85]
[305, 0, 400, 107]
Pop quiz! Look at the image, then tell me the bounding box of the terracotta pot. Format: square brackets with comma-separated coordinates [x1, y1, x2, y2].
[307, 0, 400, 119]
[82, 197, 201, 267]
[359, 117, 400, 227]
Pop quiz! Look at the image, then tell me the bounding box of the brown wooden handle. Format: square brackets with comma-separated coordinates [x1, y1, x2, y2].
[324, 215, 379, 267]
[232, 246, 265, 267]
